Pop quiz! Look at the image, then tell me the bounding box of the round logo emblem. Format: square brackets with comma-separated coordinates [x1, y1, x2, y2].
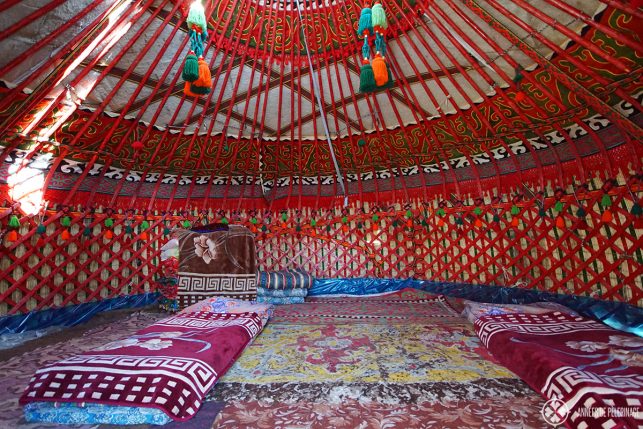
[541, 398, 570, 426]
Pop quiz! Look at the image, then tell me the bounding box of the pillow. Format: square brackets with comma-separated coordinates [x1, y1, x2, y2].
[180, 297, 274, 326]
[461, 300, 579, 323]
[160, 238, 179, 261]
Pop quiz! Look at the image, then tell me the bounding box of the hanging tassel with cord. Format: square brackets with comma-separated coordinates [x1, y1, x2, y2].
[182, 51, 199, 82]
[372, 53, 388, 87]
[357, 3, 373, 38]
[359, 39, 376, 93]
[186, 0, 207, 35]
[371, 0, 387, 35]
[191, 56, 211, 94]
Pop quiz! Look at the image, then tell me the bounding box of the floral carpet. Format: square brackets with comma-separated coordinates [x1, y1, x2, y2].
[209, 290, 550, 428]
[1, 290, 550, 428]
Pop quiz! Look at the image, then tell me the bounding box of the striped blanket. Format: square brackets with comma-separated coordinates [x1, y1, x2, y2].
[257, 269, 314, 290]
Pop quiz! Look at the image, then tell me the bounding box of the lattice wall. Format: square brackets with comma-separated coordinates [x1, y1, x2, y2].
[1, 180, 641, 315]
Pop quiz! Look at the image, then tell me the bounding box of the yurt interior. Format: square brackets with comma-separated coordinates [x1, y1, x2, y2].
[0, 0, 642, 427]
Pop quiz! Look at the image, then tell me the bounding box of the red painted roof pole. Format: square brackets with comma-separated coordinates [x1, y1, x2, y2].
[461, 0, 643, 153]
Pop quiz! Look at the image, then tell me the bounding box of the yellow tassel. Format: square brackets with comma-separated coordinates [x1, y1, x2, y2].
[371, 54, 388, 87]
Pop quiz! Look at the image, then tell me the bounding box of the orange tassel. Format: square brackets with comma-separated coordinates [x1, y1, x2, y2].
[601, 210, 613, 222]
[139, 231, 148, 240]
[183, 81, 198, 97]
[555, 216, 565, 229]
[511, 217, 519, 227]
[342, 225, 349, 232]
[437, 219, 445, 227]
[61, 229, 70, 240]
[474, 218, 483, 228]
[195, 57, 211, 88]
[371, 54, 388, 87]
[104, 230, 113, 240]
[372, 223, 379, 232]
[6, 230, 18, 242]
[406, 219, 413, 228]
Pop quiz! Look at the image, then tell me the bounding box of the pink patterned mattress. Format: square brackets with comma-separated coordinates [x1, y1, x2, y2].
[19, 311, 263, 421]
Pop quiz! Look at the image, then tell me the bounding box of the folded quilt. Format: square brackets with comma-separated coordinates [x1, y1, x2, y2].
[20, 312, 263, 422]
[256, 296, 305, 305]
[257, 269, 314, 290]
[475, 312, 643, 429]
[256, 287, 308, 298]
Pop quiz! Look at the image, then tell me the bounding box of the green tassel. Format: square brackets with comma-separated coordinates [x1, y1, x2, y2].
[371, 3, 387, 31]
[576, 207, 586, 218]
[631, 202, 642, 216]
[125, 225, 133, 235]
[601, 194, 612, 208]
[163, 227, 171, 236]
[372, 214, 379, 221]
[295, 225, 302, 232]
[261, 225, 267, 232]
[538, 208, 547, 218]
[493, 214, 500, 223]
[342, 216, 348, 224]
[554, 201, 563, 212]
[105, 218, 114, 228]
[83, 227, 92, 237]
[473, 207, 482, 216]
[182, 220, 191, 228]
[61, 216, 71, 227]
[357, 139, 366, 147]
[357, 222, 363, 229]
[455, 216, 463, 225]
[310, 219, 317, 227]
[37, 224, 47, 234]
[281, 212, 288, 221]
[405, 209, 413, 218]
[436, 208, 445, 217]
[8, 215, 20, 228]
[359, 63, 376, 93]
[250, 217, 258, 224]
[392, 220, 399, 227]
[511, 205, 520, 215]
[221, 217, 229, 224]
[141, 220, 150, 230]
[326, 225, 331, 232]
[182, 54, 199, 82]
[186, 0, 207, 32]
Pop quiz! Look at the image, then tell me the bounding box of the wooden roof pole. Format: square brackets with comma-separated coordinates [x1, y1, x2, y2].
[324, 3, 380, 204]
[544, 0, 642, 51]
[472, 0, 643, 128]
[0, 1, 103, 78]
[461, 0, 643, 151]
[386, 0, 511, 193]
[425, 4, 589, 183]
[0, 0, 140, 138]
[78, 6, 191, 208]
[145, 2, 257, 212]
[158, 0, 259, 212]
[27, 0, 164, 203]
[439, 0, 631, 174]
[51, 0, 183, 207]
[123, 0, 245, 211]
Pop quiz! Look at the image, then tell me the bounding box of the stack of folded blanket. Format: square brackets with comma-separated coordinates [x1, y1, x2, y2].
[256, 268, 314, 304]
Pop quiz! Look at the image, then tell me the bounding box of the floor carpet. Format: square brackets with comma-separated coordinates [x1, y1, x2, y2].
[1, 290, 550, 428]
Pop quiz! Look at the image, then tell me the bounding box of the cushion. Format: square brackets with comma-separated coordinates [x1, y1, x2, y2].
[462, 300, 579, 323]
[257, 268, 314, 290]
[180, 296, 273, 326]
